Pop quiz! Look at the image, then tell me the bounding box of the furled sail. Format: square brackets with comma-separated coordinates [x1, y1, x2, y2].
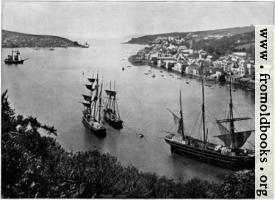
[105, 90, 117, 96]
[88, 78, 96, 83]
[82, 94, 91, 101]
[82, 102, 91, 108]
[217, 117, 251, 123]
[177, 119, 183, 134]
[85, 84, 94, 91]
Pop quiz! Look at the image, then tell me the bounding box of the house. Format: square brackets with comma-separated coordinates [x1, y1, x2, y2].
[162, 58, 176, 70]
[186, 64, 200, 76]
[173, 59, 188, 74]
[206, 55, 213, 62]
[180, 49, 194, 56]
[174, 62, 182, 73]
[198, 49, 207, 59]
[209, 67, 223, 80]
[233, 52, 247, 57]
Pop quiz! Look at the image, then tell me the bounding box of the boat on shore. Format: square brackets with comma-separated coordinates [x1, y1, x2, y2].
[103, 81, 123, 129]
[164, 66, 254, 170]
[4, 50, 28, 64]
[82, 74, 106, 137]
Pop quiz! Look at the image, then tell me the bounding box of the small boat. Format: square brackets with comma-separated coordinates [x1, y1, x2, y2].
[103, 81, 123, 129]
[4, 50, 28, 65]
[138, 133, 144, 138]
[82, 74, 106, 137]
[165, 71, 254, 170]
[152, 74, 156, 78]
[49, 48, 55, 51]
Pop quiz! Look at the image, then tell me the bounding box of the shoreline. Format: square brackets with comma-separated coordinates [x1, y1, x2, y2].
[128, 55, 255, 92]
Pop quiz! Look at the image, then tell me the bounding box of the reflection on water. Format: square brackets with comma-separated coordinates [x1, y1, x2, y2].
[1, 39, 255, 182]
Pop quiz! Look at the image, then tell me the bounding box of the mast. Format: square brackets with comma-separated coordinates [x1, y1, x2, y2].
[179, 90, 185, 139]
[109, 81, 112, 110]
[113, 81, 116, 113]
[229, 75, 235, 147]
[98, 80, 103, 122]
[89, 79, 93, 119]
[201, 63, 206, 147]
[93, 73, 99, 119]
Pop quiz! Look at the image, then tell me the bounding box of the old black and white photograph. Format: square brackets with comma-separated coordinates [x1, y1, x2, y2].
[1, 0, 274, 198]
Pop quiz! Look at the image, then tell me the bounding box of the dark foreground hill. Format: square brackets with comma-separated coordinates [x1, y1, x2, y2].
[127, 26, 254, 44]
[2, 30, 85, 48]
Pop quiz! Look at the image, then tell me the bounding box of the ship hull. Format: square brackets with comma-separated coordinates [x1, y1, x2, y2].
[165, 138, 254, 170]
[82, 117, 106, 137]
[4, 60, 24, 65]
[103, 112, 123, 129]
[105, 118, 123, 129]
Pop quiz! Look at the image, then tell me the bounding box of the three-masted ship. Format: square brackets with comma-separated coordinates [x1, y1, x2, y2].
[103, 82, 123, 129]
[82, 74, 106, 136]
[164, 69, 255, 170]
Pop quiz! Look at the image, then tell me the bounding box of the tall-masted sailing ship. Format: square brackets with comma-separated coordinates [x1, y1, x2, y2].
[103, 82, 123, 129]
[164, 70, 255, 170]
[4, 50, 28, 64]
[82, 74, 106, 136]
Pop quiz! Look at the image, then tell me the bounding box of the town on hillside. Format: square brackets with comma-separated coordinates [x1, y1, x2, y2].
[129, 33, 255, 91]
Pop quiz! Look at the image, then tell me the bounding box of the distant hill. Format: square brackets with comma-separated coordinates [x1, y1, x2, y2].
[2, 30, 85, 48]
[127, 26, 254, 44]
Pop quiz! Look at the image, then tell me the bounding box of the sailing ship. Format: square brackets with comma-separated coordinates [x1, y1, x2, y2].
[4, 50, 28, 64]
[103, 81, 123, 129]
[82, 74, 106, 136]
[164, 67, 255, 170]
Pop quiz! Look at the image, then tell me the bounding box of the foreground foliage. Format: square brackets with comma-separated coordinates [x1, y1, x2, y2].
[1, 90, 255, 198]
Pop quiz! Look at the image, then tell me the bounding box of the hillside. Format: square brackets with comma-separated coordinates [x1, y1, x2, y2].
[2, 30, 85, 48]
[127, 26, 254, 44]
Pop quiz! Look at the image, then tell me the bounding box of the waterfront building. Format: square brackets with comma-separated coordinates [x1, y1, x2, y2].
[233, 52, 247, 57]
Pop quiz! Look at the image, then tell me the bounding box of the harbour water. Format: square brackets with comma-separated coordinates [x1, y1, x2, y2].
[1, 39, 255, 182]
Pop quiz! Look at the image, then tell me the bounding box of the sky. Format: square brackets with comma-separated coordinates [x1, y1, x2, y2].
[2, 1, 274, 41]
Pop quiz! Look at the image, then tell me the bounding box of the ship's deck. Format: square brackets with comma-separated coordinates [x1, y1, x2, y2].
[165, 134, 254, 158]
